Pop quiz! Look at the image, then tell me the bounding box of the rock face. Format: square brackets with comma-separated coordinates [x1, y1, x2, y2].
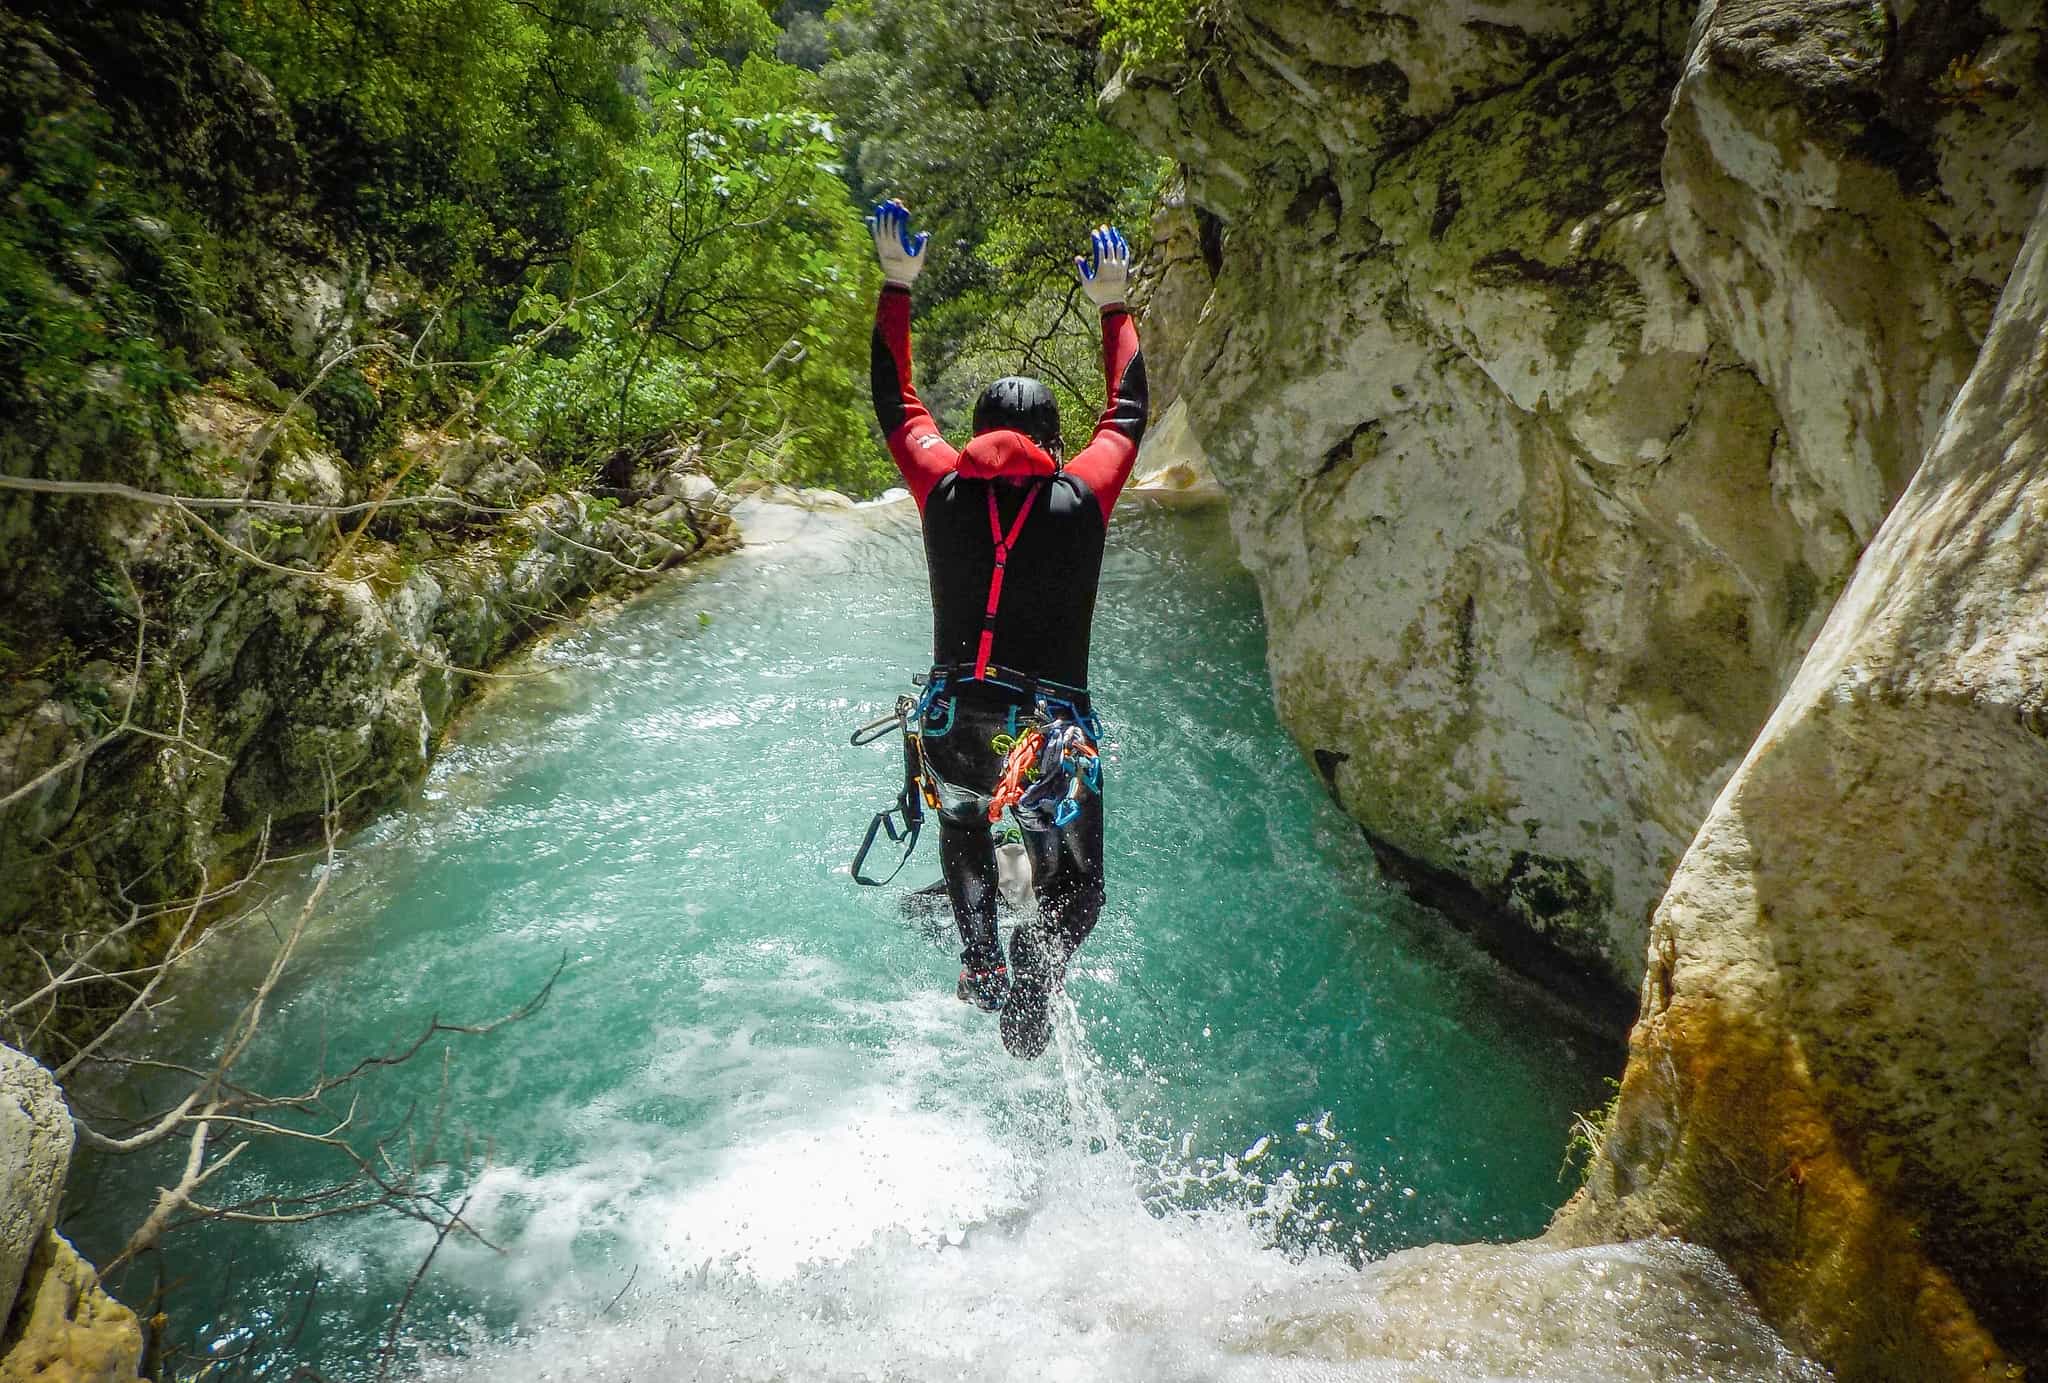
[1555, 181, 2048, 1380]
[0, 1046, 136, 1383]
[0, 1049, 68, 1330]
[0, 1233, 141, 1383]
[1104, 1, 2048, 990]
[1127, 178, 1219, 417]
[0, 399, 737, 1059]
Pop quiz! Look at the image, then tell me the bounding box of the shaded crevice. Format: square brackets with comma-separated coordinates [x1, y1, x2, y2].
[1313, 418, 1382, 482]
[1312, 747, 1349, 800]
[1454, 594, 1478, 692]
[1363, 830, 1637, 1037]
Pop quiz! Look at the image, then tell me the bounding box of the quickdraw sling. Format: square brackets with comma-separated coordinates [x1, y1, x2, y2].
[849, 692, 940, 887]
[988, 702, 1101, 829]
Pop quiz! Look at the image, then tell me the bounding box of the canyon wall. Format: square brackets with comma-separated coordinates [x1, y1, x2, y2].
[1111, 1, 2048, 1373]
[1107, 0, 2047, 994]
[1555, 132, 2048, 1383]
[0, 401, 735, 1057]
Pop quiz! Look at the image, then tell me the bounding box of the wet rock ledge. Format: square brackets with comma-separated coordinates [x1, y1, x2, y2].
[0, 1048, 137, 1381]
[0, 399, 738, 1059]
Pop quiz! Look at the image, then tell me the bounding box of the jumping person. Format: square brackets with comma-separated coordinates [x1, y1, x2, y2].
[866, 199, 1148, 1059]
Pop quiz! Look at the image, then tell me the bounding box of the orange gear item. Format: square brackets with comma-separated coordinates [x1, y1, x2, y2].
[987, 726, 1046, 824]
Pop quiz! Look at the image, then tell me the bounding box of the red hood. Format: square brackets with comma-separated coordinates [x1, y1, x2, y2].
[957, 429, 1057, 480]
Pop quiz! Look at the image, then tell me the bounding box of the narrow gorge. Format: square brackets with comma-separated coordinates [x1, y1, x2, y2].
[3, 0, 2045, 1379]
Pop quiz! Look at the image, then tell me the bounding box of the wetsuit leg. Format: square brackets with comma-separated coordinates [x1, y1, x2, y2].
[1021, 786, 1106, 966]
[1002, 785, 1105, 1060]
[921, 694, 1012, 973]
[938, 814, 1000, 970]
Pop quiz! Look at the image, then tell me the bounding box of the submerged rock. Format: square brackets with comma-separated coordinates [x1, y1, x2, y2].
[1130, 399, 1224, 504]
[1261, 1238, 1822, 1380]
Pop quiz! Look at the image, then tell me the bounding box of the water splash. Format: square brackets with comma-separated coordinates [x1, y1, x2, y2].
[403, 1000, 1816, 1383]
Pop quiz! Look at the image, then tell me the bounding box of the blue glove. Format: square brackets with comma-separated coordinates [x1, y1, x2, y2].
[867, 199, 930, 288]
[1075, 225, 1131, 309]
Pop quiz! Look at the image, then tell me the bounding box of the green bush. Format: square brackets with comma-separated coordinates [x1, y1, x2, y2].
[1095, 0, 1194, 64]
[489, 57, 892, 495]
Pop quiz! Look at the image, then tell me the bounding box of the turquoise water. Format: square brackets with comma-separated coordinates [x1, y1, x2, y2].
[66, 500, 1627, 1380]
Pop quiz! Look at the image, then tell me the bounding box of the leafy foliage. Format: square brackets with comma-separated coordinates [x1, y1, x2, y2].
[491, 59, 889, 493]
[5, 0, 1164, 520]
[1095, 0, 1194, 65]
[0, 15, 205, 463]
[210, 0, 893, 490]
[217, 0, 772, 286]
[821, 0, 1161, 451]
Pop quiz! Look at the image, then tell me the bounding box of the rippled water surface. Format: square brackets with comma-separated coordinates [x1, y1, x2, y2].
[67, 501, 1813, 1381]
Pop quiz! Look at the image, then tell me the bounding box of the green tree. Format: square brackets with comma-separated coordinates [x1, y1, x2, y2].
[491, 58, 891, 494]
[820, 0, 1160, 450]
[217, 0, 774, 307]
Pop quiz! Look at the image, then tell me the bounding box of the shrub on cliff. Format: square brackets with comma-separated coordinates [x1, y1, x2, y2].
[1095, 0, 1193, 65]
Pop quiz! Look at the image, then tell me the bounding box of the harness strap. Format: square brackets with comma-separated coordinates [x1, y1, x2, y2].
[926, 662, 1091, 706]
[975, 482, 1043, 680]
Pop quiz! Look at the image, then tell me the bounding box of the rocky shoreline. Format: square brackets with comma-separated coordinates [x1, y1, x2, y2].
[0, 408, 739, 1377]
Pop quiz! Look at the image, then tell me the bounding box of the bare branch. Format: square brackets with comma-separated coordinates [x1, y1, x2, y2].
[51, 841, 217, 1079]
[377, 1190, 477, 1383]
[275, 955, 564, 1108]
[104, 1113, 243, 1274]
[0, 472, 520, 519]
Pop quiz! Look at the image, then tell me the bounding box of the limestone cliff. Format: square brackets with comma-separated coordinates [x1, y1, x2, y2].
[1105, 0, 2048, 993]
[0, 1048, 138, 1383]
[1108, 0, 2048, 1374]
[1553, 161, 2048, 1382]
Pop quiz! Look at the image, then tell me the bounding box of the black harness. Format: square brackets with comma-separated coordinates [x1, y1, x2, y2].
[852, 470, 1108, 888]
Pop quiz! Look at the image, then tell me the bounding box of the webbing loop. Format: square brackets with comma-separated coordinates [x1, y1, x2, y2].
[974, 481, 1043, 680]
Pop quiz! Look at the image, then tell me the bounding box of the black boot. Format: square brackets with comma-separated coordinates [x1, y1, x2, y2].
[956, 961, 1009, 1012]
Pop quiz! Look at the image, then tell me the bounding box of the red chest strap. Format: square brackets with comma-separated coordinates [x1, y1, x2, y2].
[975, 482, 1043, 680]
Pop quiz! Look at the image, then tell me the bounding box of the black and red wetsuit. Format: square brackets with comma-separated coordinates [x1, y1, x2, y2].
[871, 283, 1147, 1045]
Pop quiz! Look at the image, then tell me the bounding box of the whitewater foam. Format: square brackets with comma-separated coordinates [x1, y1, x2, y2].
[404, 1007, 1818, 1383]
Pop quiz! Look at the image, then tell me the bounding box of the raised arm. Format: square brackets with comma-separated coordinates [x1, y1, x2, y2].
[867, 200, 955, 511]
[1062, 226, 1149, 522]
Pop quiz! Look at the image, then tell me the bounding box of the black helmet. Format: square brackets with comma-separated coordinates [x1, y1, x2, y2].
[973, 376, 1060, 449]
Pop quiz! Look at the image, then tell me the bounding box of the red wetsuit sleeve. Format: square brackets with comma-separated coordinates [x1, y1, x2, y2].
[1062, 305, 1149, 523]
[871, 284, 957, 511]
